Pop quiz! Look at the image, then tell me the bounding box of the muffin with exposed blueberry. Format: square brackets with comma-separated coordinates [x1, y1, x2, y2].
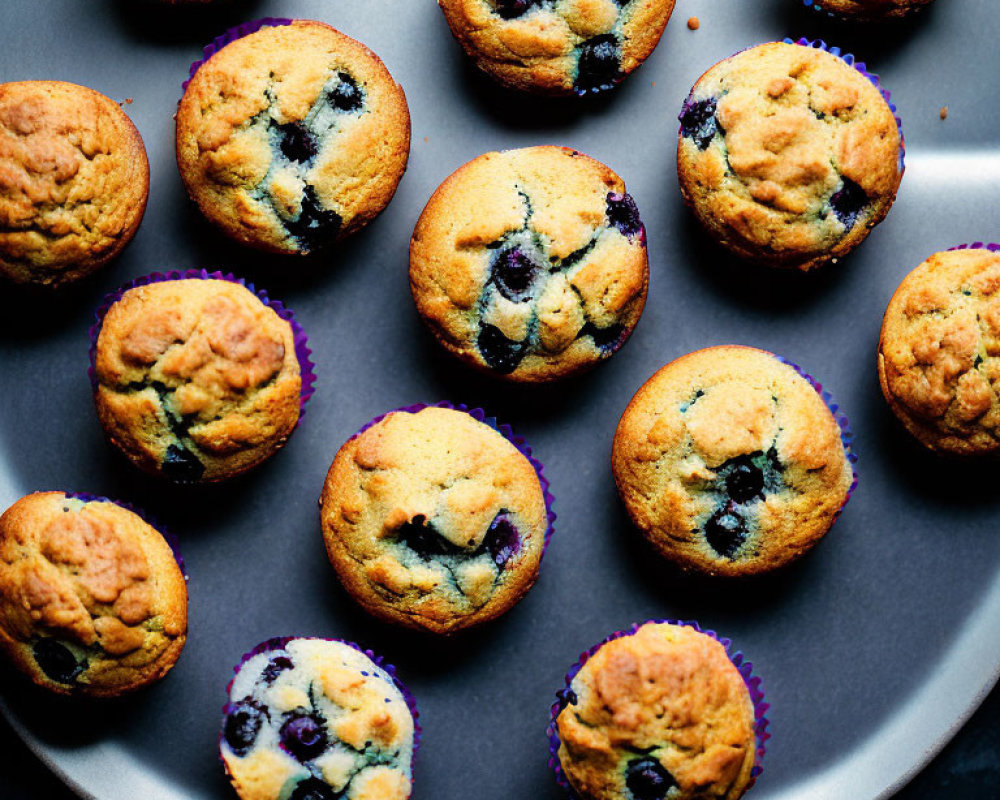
[0, 492, 187, 697]
[878, 245, 1000, 455]
[92, 273, 312, 483]
[221, 637, 418, 800]
[677, 40, 903, 271]
[176, 19, 410, 254]
[549, 620, 766, 800]
[320, 405, 552, 634]
[802, 0, 935, 20]
[438, 0, 676, 95]
[613, 346, 855, 577]
[410, 146, 648, 382]
[0, 80, 149, 287]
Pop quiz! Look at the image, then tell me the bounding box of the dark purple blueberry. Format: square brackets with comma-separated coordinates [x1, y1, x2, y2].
[483, 513, 521, 569]
[280, 711, 328, 761]
[278, 123, 317, 163]
[578, 321, 625, 353]
[398, 516, 463, 558]
[606, 192, 643, 241]
[477, 324, 527, 374]
[625, 756, 677, 800]
[262, 655, 293, 684]
[162, 444, 204, 482]
[289, 777, 341, 800]
[575, 35, 621, 94]
[829, 176, 869, 231]
[704, 505, 747, 559]
[492, 246, 539, 302]
[33, 638, 83, 684]
[679, 96, 719, 150]
[330, 73, 363, 113]
[285, 185, 343, 251]
[224, 700, 267, 757]
[563, 688, 578, 706]
[724, 454, 764, 505]
[493, 0, 537, 19]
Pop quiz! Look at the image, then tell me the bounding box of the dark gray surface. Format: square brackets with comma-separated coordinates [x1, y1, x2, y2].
[1, 0, 999, 799]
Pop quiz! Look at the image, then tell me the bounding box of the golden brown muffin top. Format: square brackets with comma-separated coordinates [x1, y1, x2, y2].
[677, 41, 901, 270]
[0, 80, 149, 286]
[878, 248, 1000, 455]
[0, 492, 187, 696]
[95, 278, 302, 482]
[556, 622, 757, 800]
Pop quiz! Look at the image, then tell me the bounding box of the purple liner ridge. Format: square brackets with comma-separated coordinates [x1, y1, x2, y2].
[948, 242, 1000, 254]
[182, 18, 294, 94]
[351, 402, 557, 556]
[546, 619, 770, 798]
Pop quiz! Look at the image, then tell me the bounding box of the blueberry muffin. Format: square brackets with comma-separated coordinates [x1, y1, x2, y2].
[0, 80, 149, 287]
[410, 146, 648, 382]
[878, 246, 1000, 455]
[222, 637, 417, 800]
[176, 19, 410, 254]
[552, 621, 759, 800]
[0, 492, 187, 697]
[320, 406, 550, 634]
[677, 41, 902, 271]
[93, 276, 304, 482]
[804, 0, 935, 19]
[438, 0, 676, 95]
[612, 346, 854, 577]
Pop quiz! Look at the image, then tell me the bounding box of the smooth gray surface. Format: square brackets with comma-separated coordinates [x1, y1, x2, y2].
[1, 1, 999, 799]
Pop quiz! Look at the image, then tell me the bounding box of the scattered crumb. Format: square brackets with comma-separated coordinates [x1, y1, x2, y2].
[651, 81, 656, 88]
[119, 98, 133, 106]
[687, 16, 700, 30]
[939, 106, 949, 120]
[423, 136, 428, 142]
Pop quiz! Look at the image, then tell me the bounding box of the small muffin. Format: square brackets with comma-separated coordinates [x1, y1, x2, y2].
[613, 346, 854, 576]
[677, 41, 902, 271]
[551, 621, 761, 800]
[221, 637, 417, 800]
[438, 0, 675, 95]
[0, 492, 187, 697]
[0, 80, 149, 287]
[176, 19, 410, 254]
[804, 0, 935, 20]
[878, 246, 1000, 455]
[320, 405, 551, 634]
[410, 146, 648, 382]
[93, 275, 305, 482]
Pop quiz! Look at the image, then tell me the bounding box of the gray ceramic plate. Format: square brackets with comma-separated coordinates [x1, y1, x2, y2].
[1, 0, 999, 798]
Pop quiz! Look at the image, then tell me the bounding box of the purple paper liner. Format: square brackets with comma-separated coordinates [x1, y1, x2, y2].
[182, 18, 294, 94]
[546, 619, 770, 798]
[63, 491, 187, 579]
[220, 636, 421, 772]
[350, 402, 557, 557]
[948, 242, 1000, 254]
[88, 269, 316, 429]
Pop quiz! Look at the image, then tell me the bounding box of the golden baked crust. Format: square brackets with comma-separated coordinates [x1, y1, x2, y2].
[676, 41, 902, 271]
[0, 80, 149, 286]
[0, 492, 187, 696]
[818, 0, 934, 19]
[612, 346, 853, 576]
[94, 278, 302, 482]
[176, 20, 410, 254]
[320, 407, 548, 634]
[555, 622, 757, 800]
[878, 248, 1000, 455]
[438, 0, 675, 94]
[410, 145, 648, 382]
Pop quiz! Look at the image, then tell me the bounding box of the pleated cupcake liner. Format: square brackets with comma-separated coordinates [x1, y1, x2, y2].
[182, 17, 294, 94]
[948, 242, 1000, 254]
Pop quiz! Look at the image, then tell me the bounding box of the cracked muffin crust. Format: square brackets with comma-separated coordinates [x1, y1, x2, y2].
[0, 492, 187, 697]
[320, 406, 549, 634]
[410, 146, 648, 382]
[0, 80, 149, 287]
[553, 621, 757, 800]
[176, 19, 410, 254]
[613, 346, 854, 577]
[438, 0, 675, 95]
[676, 41, 902, 271]
[806, 0, 935, 20]
[878, 247, 1000, 455]
[93, 277, 303, 482]
[221, 638, 416, 800]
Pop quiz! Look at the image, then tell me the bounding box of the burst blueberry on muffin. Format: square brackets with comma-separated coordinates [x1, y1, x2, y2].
[0, 492, 187, 697]
[221, 637, 417, 800]
[92, 274, 309, 482]
[320, 405, 552, 634]
[612, 346, 855, 576]
[676, 40, 902, 271]
[176, 19, 410, 254]
[410, 146, 648, 382]
[438, 0, 676, 95]
[878, 245, 1000, 455]
[802, 0, 935, 20]
[0, 80, 149, 287]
